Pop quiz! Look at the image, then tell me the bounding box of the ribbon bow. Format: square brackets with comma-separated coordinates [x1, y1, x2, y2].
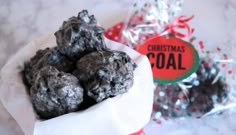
[167, 15, 195, 38]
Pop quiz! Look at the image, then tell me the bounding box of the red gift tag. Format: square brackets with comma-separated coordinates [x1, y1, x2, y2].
[137, 35, 200, 84]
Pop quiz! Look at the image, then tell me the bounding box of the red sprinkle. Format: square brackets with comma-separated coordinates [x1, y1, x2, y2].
[176, 107, 180, 111]
[196, 116, 201, 119]
[153, 105, 158, 111]
[204, 63, 209, 67]
[156, 120, 162, 125]
[228, 70, 233, 75]
[182, 95, 187, 100]
[199, 41, 204, 49]
[222, 64, 226, 68]
[191, 108, 197, 112]
[167, 89, 172, 94]
[189, 37, 195, 43]
[198, 100, 204, 105]
[217, 47, 221, 51]
[172, 96, 178, 102]
[139, 16, 143, 21]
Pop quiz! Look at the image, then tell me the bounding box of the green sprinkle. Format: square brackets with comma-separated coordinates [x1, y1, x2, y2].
[133, 3, 137, 7]
[144, 3, 148, 7]
[178, 3, 182, 7]
[171, 112, 177, 117]
[204, 109, 210, 113]
[142, 28, 145, 32]
[157, 99, 161, 102]
[172, 12, 175, 16]
[135, 10, 138, 14]
[169, 33, 176, 37]
[218, 76, 223, 80]
[233, 93, 236, 97]
[187, 112, 192, 116]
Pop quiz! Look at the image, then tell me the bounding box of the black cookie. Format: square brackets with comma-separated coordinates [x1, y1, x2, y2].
[194, 60, 228, 103]
[75, 50, 137, 102]
[55, 10, 106, 59]
[23, 47, 75, 86]
[153, 59, 229, 118]
[31, 66, 84, 119]
[186, 60, 228, 116]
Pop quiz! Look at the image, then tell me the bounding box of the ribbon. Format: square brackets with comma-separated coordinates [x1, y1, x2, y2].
[167, 15, 195, 38]
[130, 128, 145, 135]
[105, 15, 195, 48]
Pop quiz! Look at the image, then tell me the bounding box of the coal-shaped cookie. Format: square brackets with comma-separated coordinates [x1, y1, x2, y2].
[194, 60, 228, 103]
[23, 47, 75, 86]
[31, 66, 84, 119]
[75, 50, 137, 102]
[55, 10, 106, 59]
[153, 59, 229, 118]
[186, 60, 228, 116]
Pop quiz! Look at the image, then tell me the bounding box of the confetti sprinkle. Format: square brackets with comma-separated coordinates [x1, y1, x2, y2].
[159, 91, 165, 97]
[222, 64, 226, 68]
[228, 70, 233, 75]
[189, 37, 196, 42]
[199, 41, 204, 49]
[156, 120, 162, 125]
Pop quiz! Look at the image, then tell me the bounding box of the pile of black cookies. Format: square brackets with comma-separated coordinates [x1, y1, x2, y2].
[154, 60, 229, 118]
[22, 10, 137, 119]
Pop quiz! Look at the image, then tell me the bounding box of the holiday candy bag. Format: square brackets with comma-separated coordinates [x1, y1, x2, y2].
[105, 0, 236, 120]
[152, 40, 236, 119]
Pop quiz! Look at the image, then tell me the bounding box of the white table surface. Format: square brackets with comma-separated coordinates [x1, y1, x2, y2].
[0, 0, 236, 134]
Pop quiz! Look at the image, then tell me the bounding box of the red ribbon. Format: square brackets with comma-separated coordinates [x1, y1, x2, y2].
[167, 15, 195, 38]
[130, 128, 145, 135]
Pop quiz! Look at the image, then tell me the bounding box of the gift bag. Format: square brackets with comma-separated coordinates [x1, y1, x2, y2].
[105, 0, 236, 121]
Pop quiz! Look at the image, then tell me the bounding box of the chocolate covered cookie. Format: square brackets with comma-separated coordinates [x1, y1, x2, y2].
[75, 50, 137, 102]
[23, 47, 75, 86]
[31, 66, 84, 119]
[22, 10, 137, 119]
[55, 10, 106, 59]
[153, 59, 229, 118]
[186, 60, 228, 116]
